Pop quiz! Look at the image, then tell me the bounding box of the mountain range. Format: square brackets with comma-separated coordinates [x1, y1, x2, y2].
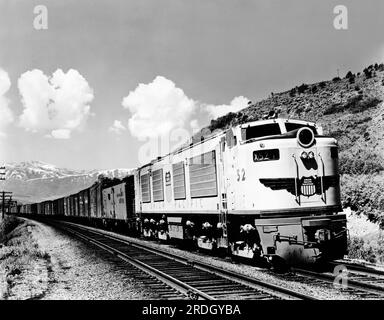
[0, 161, 134, 203]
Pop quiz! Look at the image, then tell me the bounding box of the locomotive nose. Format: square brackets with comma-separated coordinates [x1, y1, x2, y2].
[297, 127, 315, 148]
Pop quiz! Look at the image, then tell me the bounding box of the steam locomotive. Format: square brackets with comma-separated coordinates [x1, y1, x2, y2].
[15, 116, 348, 266]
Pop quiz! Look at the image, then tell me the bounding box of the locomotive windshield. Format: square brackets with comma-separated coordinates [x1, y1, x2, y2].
[285, 122, 317, 134]
[243, 123, 281, 140]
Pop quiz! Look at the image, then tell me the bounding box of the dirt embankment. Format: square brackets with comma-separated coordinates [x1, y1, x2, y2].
[0, 216, 155, 300]
[0, 216, 51, 299]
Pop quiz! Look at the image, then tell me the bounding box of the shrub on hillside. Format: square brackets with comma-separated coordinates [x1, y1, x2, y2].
[363, 67, 373, 79]
[349, 97, 381, 113]
[332, 77, 341, 82]
[347, 236, 384, 264]
[289, 87, 296, 97]
[0, 216, 23, 243]
[341, 174, 384, 227]
[345, 71, 354, 79]
[373, 63, 384, 72]
[339, 152, 384, 175]
[323, 102, 345, 115]
[323, 95, 381, 115]
[318, 81, 326, 89]
[208, 112, 237, 132]
[354, 116, 372, 124]
[297, 83, 308, 94]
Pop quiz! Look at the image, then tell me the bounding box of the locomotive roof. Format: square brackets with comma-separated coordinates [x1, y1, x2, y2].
[239, 118, 318, 129]
[138, 117, 320, 169]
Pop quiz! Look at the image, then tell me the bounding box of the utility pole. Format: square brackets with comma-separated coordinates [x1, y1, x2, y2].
[0, 166, 4, 221]
[1, 191, 13, 219]
[0, 166, 5, 181]
[1, 166, 13, 219]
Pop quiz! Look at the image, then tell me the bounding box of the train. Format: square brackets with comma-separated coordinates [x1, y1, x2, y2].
[13, 115, 349, 266]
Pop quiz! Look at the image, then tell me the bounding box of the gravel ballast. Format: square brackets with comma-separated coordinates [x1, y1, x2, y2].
[64, 221, 374, 300]
[9, 218, 379, 300]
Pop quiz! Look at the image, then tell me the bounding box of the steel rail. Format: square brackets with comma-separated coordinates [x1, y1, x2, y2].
[292, 267, 384, 297]
[328, 260, 384, 277]
[57, 223, 214, 300]
[54, 220, 316, 300]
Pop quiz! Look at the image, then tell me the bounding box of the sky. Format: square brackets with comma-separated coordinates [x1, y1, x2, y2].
[0, 0, 383, 170]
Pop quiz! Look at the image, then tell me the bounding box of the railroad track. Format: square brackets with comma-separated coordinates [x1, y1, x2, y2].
[330, 260, 384, 277]
[43, 219, 315, 301]
[290, 263, 384, 299]
[328, 260, 384, 290]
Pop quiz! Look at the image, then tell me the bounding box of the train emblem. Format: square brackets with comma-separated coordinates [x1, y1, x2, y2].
[300, 176, 316, 197]
[259, 175, 339, 197]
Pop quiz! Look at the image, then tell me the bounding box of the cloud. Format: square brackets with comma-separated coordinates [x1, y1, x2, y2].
[109, 120, 126, 134]
[190, 119, 200, 132]
[117, 75, 250, 142]
[122, 76, 197, 140]
[204, 96, 250, 120]
[18, 69, 94, 139]
[51, 129, 71, 139]
[0, 68, 13, 136]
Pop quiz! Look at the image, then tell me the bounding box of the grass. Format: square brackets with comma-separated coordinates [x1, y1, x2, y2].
[347, 236, 384, 264]
[0, 215, 50, 299]
[0, 216, 23, 243]
[341, 174, 384, 228]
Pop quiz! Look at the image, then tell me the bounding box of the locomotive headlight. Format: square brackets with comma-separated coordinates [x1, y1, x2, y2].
[308, 151, 314, 159]
[297, 127, 315, 148]
[300, 151, 308, 159]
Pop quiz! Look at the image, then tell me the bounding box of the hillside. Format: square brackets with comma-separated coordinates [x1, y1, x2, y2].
[194, 63, 384, 228]
[0, 161, 134, 203]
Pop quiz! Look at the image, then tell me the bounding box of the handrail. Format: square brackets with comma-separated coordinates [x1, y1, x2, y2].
[292, 154, 300, 205]
[317, 153, 326, 204]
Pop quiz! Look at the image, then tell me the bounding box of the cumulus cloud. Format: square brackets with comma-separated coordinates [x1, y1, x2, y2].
[116, 75, 250, 143]
[122, 76, 196, 140]
[190, 119, 200, 132]
[0, 68, 13, 136]
[204, 96, 250, 120]
[109, 120, 126, 134]
[18, 69, 94, 139]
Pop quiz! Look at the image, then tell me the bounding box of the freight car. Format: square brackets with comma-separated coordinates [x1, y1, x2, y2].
[17, 116, 348, 266]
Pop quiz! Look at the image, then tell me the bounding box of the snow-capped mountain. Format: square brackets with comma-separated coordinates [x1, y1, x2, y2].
[3, 161, 134, 181]
[4, 161, 87, 180]
[0, 161, 135, 203]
